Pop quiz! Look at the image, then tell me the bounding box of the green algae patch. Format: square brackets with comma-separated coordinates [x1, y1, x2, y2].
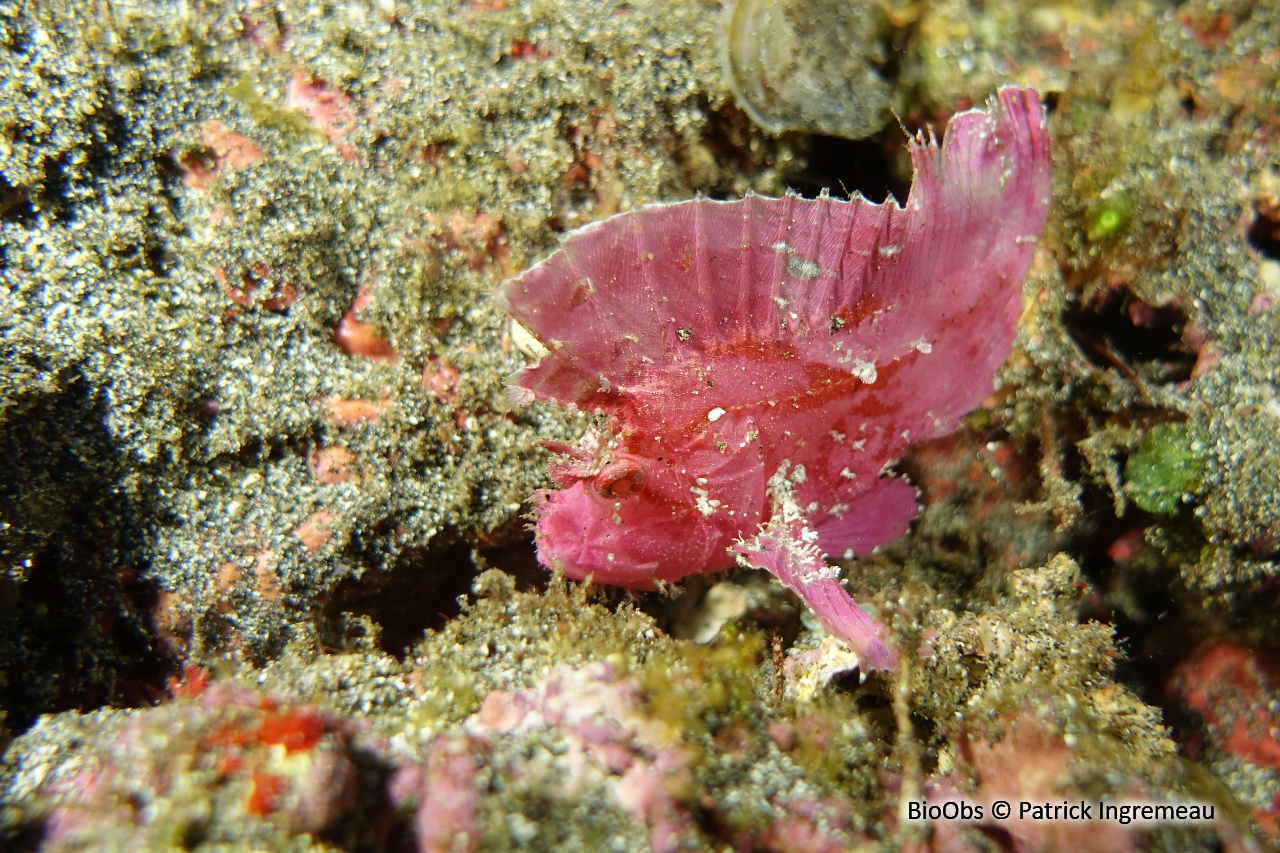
[1124, 423, 1205, 516]
[637, 627, 766, 738]
[223, 75, 322, 141]
[1086, 198, 1130, 242]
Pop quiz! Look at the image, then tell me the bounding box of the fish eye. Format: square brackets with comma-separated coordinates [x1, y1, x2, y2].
[594, 459, 645, 498]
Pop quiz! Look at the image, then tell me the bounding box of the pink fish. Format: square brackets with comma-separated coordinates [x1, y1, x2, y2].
[502, 87, 1052, 670]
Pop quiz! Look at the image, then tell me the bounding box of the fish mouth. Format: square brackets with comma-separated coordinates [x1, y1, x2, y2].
[531, 482, 737, 587]
[531, 483, 663, 587]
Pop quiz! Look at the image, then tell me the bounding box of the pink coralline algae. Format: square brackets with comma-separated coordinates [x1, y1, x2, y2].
[502, 87, 1052, 670]
[391, 661, 699, 853]
[920, 706, 1142, 853]
[468, 661, 699, 853]
[1168, 640, 1280, 840]
[33, 680, 360, 850]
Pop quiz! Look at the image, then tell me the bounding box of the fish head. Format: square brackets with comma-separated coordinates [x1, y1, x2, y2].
[532, 452, 717, 587]
[532, 416, 768, 587]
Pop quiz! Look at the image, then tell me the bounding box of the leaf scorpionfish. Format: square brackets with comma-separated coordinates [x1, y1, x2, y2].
[501, 86, 1052, 670]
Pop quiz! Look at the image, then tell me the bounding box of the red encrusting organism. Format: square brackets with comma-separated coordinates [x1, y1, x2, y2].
[501, 87, 1052, 671]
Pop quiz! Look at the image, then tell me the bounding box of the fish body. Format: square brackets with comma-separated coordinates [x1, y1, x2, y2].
[502, 87, 1052, 667]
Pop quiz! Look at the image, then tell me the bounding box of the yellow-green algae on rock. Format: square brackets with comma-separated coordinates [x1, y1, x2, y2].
[2, 568, 1223, 850]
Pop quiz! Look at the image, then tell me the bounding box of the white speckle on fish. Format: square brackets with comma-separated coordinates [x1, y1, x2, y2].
[787, 256, 821, 280]
[848, 359, 877, 384]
